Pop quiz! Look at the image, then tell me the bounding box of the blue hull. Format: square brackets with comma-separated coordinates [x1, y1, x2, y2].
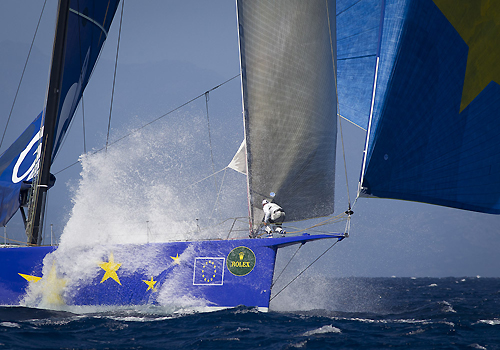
[0, 234, 341, 310]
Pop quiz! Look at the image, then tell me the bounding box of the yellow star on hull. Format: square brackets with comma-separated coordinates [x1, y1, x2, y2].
[142, 276, 157, 292]
[18, 273, 42, 283]
[99, 252, 122, 285]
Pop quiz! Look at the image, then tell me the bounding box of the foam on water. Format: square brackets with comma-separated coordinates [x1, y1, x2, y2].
[477, 319, 500, 326]
[302, 324, 341, 336]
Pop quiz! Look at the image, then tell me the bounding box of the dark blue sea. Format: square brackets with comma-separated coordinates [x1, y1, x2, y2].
[0, 277, 498, 349]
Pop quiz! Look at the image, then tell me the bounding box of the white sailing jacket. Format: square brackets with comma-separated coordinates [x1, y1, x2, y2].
[263, 202, 285, 223]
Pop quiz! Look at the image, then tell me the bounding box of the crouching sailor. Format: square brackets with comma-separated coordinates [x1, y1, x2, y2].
[262, 199, 286, 236]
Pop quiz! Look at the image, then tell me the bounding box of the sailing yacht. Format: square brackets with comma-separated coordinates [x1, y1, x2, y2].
[1, 0, 499, 309]
[0, 0, 344, 310]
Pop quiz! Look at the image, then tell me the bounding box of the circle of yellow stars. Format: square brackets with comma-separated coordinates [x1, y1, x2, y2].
[201, 260, 217, 282]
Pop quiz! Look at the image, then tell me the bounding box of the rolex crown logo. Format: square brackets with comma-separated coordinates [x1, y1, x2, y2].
[227, 247, 256, 276]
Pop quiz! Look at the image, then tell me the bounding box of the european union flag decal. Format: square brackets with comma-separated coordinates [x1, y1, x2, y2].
[193, 257, 224, 286]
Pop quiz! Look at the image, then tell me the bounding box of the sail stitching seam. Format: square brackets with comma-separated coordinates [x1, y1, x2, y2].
[69, 8, 108, 38]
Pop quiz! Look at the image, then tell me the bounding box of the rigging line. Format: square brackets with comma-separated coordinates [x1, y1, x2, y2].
[0, 0, 47, 151]
[344, 214, 351, 237]
[3, 236, 31, 246]
[270, 239, 341, 302]
[358, 0, 385, 199]
[205, 92, 219, 194]
[339, 114, 366, 131]
[52, 75, 240, 175]
[105, 0, 124, 152]
[41, 189, 49, 246]
[326, 0, 352, 210]
[293, 213, 347, 232]
[76, 0, 87, 154]
[103, 74, 240, 148]
[271, 243, 304, 288]
[189, 167, 227, 187]
[82, 97, 87, 153]
[209, 167, 227, 221]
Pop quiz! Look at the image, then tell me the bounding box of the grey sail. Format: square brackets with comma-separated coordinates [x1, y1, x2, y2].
[237, 0, 338, 227]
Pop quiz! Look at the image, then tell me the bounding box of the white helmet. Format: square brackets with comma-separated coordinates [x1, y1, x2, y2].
[262, 199, 269, 206]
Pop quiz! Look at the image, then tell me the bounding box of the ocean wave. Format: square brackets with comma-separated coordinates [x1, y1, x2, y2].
[476, 319, 500, 326]
[104, 315, 174, 323]
[289, 340, 308, 348]
[0, 322, 20, 328]
[406, 328, 425, 335]
[334, 317, 432, 325]
[438, 301, 457, 313]
[302, 324, 341, 336]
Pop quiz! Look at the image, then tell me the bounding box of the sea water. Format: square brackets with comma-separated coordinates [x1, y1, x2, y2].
[2, 277, 499, 349]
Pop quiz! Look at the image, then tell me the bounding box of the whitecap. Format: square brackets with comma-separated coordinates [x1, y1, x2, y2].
[233, 307, 261, 315]
[469, 344, 487, 350]
[212, 338, 240, 342]
[105, 315, 172, 323]
[476, 319, 500, 326]
[0, 322, 20, 328]
[290, 340, 307, 348]
[428, 283, 438, 287]
[406, 328, 425, 335]
[333, 317, 431, 325]
[439, 301, 456, 313]
[302, 325, 341, 336]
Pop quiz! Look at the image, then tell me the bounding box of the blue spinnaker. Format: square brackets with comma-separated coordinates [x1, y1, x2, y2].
[360, 0, 500, 214]
[336, 0, 382, 130]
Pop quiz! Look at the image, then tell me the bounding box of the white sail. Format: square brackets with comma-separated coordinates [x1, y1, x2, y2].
[228, 139, 247, 175]
[237, 0, 338, 225]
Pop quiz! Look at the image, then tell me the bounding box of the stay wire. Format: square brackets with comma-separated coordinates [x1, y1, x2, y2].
[271, 243, 304, 288]
[52, 74, 240, 175]
[326, 0, 352, 211]
[105, 0, 124, 152]
[209, 167, 227, 221]
[270, 239, 341, 302]
[0, 0, 47, 151]
[76, 0, 87, 154]
[205, 92, 219, 197]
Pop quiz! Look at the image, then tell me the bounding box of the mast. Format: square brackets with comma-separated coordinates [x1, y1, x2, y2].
[26, 0, 70, 245]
